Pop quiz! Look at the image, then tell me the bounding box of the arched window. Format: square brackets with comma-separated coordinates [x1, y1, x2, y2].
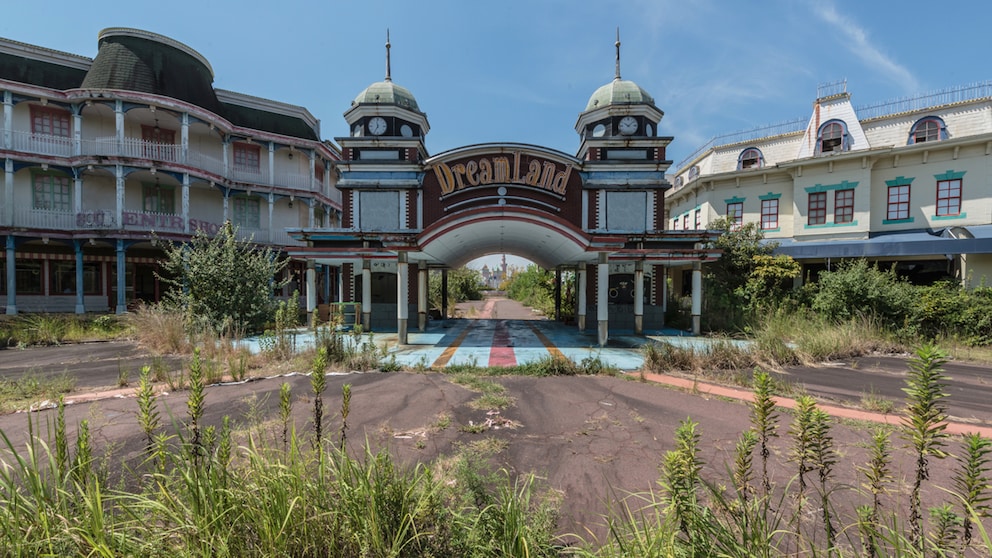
[816, 120, 849, 155]
[908, 116, 947, 144]
[737, 147, 764, 170]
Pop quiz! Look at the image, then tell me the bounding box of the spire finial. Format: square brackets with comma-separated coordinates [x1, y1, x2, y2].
[385, 29, 392, 82]
[614, 27, 621, 81]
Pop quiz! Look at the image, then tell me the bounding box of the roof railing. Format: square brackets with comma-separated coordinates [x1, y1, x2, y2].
[677, 117, 807, 169]
[855, 80, 992, 120]
[817, 79, 848, 99]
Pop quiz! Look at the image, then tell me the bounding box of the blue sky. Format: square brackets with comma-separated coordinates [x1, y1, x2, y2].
[4, 0, 989, 270]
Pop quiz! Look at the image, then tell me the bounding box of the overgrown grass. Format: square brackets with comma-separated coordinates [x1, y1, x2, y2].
[0, 313, 129, 347]
[0, 371, 75, 413]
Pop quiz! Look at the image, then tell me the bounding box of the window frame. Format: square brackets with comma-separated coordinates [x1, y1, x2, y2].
[232, 195, 261, 229]
[760, 198, 779, 230]
[936, 178, 962, 217]
[31, 171, 72, 211]
[908, 116, 946, 145]
[886, 184, 911, 221]
[737, 147, 764, 170]
[142, 182, 176, 214]
[50, 261, 102, 295]
[694, 209, 701, 230]
[816, 120, 848, 154]
[726, 202, 743, 230]
[834, 188, 855, 224]
[808, 191, 827, 225]
[15, 261, 43, 295]
[233, 142, 261, 172]
[30, 105, 71, 137]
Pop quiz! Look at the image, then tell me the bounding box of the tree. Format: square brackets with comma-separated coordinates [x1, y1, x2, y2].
[429, 267, 483, 316]
[158, 222, 289, 335]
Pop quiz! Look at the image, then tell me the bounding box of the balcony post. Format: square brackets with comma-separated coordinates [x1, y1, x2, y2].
[182, 173, 190, 233]
[4, 158, 13, 226]
[5, 235, 16, 315]
[73, 168, 82, 214]
[115, 239, 127, 314]
[115, 165, 124, 229]
[114, 100, 124, 152]
[74, 239, 85, 314]
[267, 193, 274, 243]
[308, 150, 316, 191]
[222, 139, 229, 176]
[3, 91, 12, 149]
[181, 112, 189, 164]
[308, 198, 315, 228]
[268, 142, 275, 186]
[71, 104, 82, 156]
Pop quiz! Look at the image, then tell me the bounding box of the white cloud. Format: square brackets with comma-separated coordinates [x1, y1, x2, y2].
[811, 1, 919, 93]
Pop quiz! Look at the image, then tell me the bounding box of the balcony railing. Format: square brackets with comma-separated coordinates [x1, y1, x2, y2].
[10, 131, 73, 157]
[8, 132, 321, 194]
[12, 208, 78, 230]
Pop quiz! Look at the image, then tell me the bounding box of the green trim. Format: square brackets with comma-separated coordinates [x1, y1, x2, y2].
[724, 196, 745, 204]
[882, 217, 915, 225]
[934, 169, 966, 181]
[885, 176, 915, 187]
[760, 227, 781, 233]
[933, 213, 967, 221]
[804, 220, 859, 229]
[758, 192, 782, 201]
[804, 180, 859, 194]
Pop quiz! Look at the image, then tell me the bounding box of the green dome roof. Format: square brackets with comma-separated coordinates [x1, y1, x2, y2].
[352, 80, 420, 112]
[585, 78, 655, 111]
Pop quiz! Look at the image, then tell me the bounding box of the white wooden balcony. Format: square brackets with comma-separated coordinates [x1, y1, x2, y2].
[10, 131, 73, 157]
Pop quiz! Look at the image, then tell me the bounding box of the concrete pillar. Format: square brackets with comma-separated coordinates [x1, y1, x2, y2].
[305, 260, 317, 327]
[417, 261, 428, 331]
[397, 253, 409, 344]
[361, 260, 371, 330]
[5, 235, 16, 315]
[74, 240, 85, 314]
[115, 165, 124, 232]
[576, 264, 587, 331]
[691, 261, 702, 335]
[597, 253, 609, 347]
[115, 239, 127, 314]
[554, 267, 562, 322]
[661, 266, 668, 313]
[181, 174, 190, 233]
[441, 269, 448, 319]
[634, 261, 644, 335]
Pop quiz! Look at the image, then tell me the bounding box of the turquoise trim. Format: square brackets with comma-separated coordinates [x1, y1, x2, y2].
[761, 227, 781, 233]
[882, 217, 915, 225]
[933, 213, 967, 221]
[934, 169, 966, 181]
[804, 220, 859, 229]
[885, 176, 914, 187]
[724, 196, 745, 204]
[758, 192, 782, 201]
[804, 180, 858, 194]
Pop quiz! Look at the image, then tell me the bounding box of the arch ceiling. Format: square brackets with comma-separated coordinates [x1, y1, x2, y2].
[416, 210, 593, 269]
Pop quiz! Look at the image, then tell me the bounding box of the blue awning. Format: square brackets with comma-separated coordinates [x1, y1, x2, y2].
[773, 225, 992, 259]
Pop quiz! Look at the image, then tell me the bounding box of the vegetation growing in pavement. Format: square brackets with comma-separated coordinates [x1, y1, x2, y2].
[158, 222, 290, 336]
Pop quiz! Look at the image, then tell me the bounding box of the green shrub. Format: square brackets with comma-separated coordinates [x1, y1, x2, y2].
[811, 259, 917, 331]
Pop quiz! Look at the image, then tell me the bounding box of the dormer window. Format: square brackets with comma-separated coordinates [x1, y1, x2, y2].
[908, 116, 946, 144]
[737, 147, 764, 170]
[816, 120, 849, 155]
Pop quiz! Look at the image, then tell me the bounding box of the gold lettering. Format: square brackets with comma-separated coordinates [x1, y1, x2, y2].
[523, 160, 541, 186]
[435, 164, 456, 195]
[451, 163, 467, 190]
[550, 165, 571, 195]
[465, 160, 479, 186]
[493, 157, 510, 183]
[478, 159, 493, 184]
[539, 162, 556, 190]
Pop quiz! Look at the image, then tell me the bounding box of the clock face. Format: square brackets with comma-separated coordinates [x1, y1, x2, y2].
[618, 116, 638, 136]
[368, 116, 387, 136]
[400, 124, 413, 137]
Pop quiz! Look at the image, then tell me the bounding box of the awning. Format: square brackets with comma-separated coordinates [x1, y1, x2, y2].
[773, 225, 992, 259]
